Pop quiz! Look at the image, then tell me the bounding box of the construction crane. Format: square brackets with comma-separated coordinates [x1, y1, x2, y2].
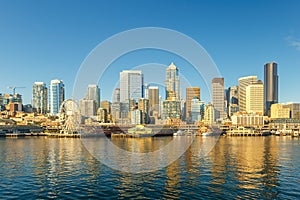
[7, 86, 26, 95]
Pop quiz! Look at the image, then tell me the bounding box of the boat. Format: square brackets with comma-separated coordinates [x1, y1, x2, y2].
[173, 130, 185, 136]
[127, 125, 153, 138]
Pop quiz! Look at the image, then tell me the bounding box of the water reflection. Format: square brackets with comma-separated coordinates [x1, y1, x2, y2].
[0, 136, 299, 199]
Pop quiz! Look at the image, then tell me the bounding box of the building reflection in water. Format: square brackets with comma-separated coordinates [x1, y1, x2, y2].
[208, 137, 279, 199]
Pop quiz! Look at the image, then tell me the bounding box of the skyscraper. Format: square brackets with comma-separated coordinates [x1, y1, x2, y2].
[186, 87, 200, 121]
[80, 99, 97, 117]
[149, 86, 159, 115]
[264, 62, 278, 116]
[49, 79, 64, 115]
[246, 80, 264, 115]
[120, 70, 143, 103]
[212, 78, 225, 120]
[86, 84, 100, 108]
[144, 84, 149, 99]
[238, 76, 257, 112]
[113, 88, 120, 103]
[138, 98, 150, 124]
[165, 63, 180, 100]
[32, 82, 48, 114]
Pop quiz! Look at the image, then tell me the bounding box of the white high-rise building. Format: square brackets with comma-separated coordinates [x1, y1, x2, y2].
[165, 63, 180, 100]
[120, 70, 143, 103]
[86, 84, 100, 108]
[49, 79, 64, 115]
[32, 82, 48, 114]
[246, 81, 264, 115]
[212, 78, 225, 120]
[238, 76, 257, 112]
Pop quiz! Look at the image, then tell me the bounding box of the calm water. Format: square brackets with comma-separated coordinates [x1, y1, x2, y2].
[0, 136, 300, 199]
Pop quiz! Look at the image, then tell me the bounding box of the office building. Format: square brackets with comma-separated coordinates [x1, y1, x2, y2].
[32, 82, 48, 114]
[120, 70, 143, 103]
[246, 80, 264, 115]
[186, 87, 200, 120]
[212, 78, 225, 120]
[86, 84, 100, 108]
[144, 84, 149, 99]
[264, 62, 278, 116]
[138, 98, 150, 124]
[80, 99, 96, 117]
[165, 63, 180, 100]
[238, 76, 257, 112]
[190, 97, 205, 122]
[204, 103, 214, 126]
[149, 86, 159, 115]
[231, 113, 264, 127]
[270, 104, 290, 119]
[131, 109, 142, 125]
[49, 79, 65, 115]
[113, 88, 120, 103]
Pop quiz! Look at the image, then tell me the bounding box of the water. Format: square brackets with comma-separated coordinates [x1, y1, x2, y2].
[0, 136, 300, 199]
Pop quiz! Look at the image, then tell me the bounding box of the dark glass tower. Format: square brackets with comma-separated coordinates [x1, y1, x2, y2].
[264, 62, 278, 116]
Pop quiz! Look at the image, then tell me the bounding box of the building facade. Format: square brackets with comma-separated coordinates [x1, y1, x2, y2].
[86, 84, 100, 108]
[49, 79, 65, 115]
[120, 70, 143, 103]
[186, 87, 200, 121]
[212, 78, 225, 120]
[238, 76, 257, 112]
[165, 63, 180, 100]
[270, 103, 290, 119]
[264, 62, 278, 116]
[246, 81, 264, 115]
[32, 82, 48, 114]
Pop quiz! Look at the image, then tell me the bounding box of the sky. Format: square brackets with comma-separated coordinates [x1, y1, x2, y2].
[0, 0, 300, 104]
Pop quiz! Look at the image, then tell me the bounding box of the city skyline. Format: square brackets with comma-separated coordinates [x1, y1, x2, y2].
[0, 1, 300, 104]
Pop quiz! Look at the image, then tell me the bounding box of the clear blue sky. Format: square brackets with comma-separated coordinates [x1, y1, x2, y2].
[0, 0, 299, 104]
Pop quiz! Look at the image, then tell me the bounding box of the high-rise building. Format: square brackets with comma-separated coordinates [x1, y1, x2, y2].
[264, 62, 278, 116]
[80, 99, 96, 117]
[190, 97, 205, 122]
[165, 63, 180, 100]
[131, 109, 142, 125]
[120, 70, 143, 103]
[212, 78, 225, 120]
[204, 103, 214, 126]
[138, 98, 150, 124]
[86, 84, 100, 108]
[144, 84, 149, 99]
[49, 79, 65, 115]
[149, 86, 159, 115]
[32, 82, 48, 114]
[246, 80, 264, 115]
[162, 93, 181, 120]
[238, 76, 257, 112]
[113, 88, 120, 103]
[186, 87, 200, 121]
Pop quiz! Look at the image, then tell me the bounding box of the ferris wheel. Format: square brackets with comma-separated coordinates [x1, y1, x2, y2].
[59, 99, 81, 134]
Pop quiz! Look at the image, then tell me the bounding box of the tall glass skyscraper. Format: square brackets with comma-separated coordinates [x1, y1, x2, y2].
[120, 70, 143, 102]
[264, 62, 278, 116]
[86, 84, 100, 108]
[165, 63, 180, 100]
[49, 79, 65, 115]
[32, 82, 48, 114]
